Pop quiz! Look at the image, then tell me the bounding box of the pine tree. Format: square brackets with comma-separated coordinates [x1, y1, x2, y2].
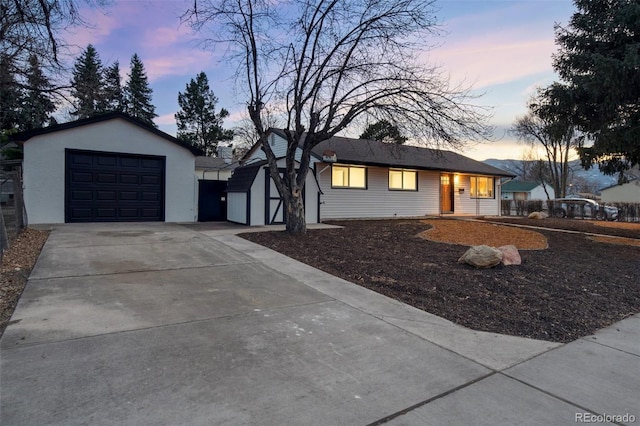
[21, 55, 56, 130]
[0, 55, 23, 131]
[175, 72, 233, 155]
[552, 0, 640, 177]
[70, 44, 105, 119]
[125, 54, 157, 126]
[103, 61, 124, 113]
[359, 119, 407, 144]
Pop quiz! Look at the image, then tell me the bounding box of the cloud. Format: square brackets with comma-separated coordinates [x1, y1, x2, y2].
[426, 34, 557, 90]
[155, 113, 176, 126]
[142, 50, 219, 81]
[64, 8, 121, 52]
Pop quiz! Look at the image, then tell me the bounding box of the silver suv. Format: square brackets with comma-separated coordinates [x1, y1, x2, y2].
[549, 198, 618, 221]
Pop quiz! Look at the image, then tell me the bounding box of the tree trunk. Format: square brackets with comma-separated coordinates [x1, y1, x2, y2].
[284, 190, 306, 234]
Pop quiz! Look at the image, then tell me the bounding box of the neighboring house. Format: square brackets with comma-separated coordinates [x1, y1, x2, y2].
[195, 156, 234, 180]
[227, 129, 514, 225]
[501, 180, 554, 200]
[12, 112, 203, 224]
[599, 179, 640, 203]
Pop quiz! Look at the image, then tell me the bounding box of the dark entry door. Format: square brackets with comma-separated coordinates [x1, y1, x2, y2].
[198, 180, 227, 221]
[65, 149, 165, 222]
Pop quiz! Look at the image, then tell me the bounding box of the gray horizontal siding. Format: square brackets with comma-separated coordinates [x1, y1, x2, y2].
[319, 166, 440, 219]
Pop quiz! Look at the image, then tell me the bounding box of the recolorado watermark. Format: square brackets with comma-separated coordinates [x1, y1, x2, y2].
[575, 412, 636, 423]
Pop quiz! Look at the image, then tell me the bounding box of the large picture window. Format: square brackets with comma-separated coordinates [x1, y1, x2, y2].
[470, 176, 494, 198]
[389, 169, 417, 191]
[332, 165, 366, 189]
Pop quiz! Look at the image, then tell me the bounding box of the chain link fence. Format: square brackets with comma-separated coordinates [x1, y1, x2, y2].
[1, 161, 26, 262]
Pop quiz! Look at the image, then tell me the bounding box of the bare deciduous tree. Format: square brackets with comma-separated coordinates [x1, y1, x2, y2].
[185, 0, 493, 233]
[512, 88, 578, 198]
[1, 0, 106, 92]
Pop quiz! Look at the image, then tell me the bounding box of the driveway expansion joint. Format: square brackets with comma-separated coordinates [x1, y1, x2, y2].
[365, 371, 497, 426]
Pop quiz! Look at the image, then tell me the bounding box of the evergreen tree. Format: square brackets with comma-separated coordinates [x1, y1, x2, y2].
[70, 44, 105, 119]
[359, 119, 407, 144]
[0, 55, 23, 131]
[21, 55, 57, 130]
[125, 54, 157, 126]
[175, 72, 233, 155]
[103, 61, 124, 112]
[552, 0, 640, 178]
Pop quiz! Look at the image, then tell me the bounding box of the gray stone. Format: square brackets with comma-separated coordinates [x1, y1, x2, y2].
[498, 245, 521, 266]
[458, 245, 503, 268]
[528, 211, 548, 219]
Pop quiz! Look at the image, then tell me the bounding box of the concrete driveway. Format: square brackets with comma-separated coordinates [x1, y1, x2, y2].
[1, 223, 637, 425]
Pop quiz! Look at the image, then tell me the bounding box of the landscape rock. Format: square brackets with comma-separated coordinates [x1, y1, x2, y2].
[497, 245, 521, 266]
[458, 245, 503, 268]
[528, 211, 548, 219]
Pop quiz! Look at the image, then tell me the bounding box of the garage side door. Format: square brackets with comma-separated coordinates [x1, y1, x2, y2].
[66, 149, 165, 222]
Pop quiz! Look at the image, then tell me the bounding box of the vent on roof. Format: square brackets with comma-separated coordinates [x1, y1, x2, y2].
[322, 150, 337, 163]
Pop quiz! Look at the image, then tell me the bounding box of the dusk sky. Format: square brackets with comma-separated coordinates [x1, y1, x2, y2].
[61, 0, 576, 161]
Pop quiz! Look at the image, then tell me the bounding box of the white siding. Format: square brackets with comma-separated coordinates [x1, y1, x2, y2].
[196, 169, 233, 181]
[23, 118, 197, 224]
[318, 164, 440, 219]
[250, 168, 266, 225]
[600, 181, 640, 203]
[227, 192, 248, 224]
[454, 175, 500, 215]
[530, 185, 554, 200]
[245, 133, 306, 164]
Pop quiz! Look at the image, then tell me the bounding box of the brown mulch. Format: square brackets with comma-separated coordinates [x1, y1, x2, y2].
[241, 219, 640, 343]
[0, 228, 50, 336]
[420, 219, 548, 249]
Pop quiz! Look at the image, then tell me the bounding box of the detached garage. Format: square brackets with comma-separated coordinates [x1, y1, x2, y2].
[14, 113, 203, 224]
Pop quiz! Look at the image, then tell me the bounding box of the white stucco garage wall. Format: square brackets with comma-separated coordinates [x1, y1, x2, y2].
[22, 117, 197, 224]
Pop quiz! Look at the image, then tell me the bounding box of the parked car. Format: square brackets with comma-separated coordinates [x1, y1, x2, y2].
[549, 198, 618, 221]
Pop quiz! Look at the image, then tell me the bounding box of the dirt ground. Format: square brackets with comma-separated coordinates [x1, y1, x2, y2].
[0, 228, 49, 336]
[242, 218, 640, 343]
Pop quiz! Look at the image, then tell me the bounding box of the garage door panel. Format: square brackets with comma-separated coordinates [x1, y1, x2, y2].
[97, 173, 117, 183]
[119, 192, 139, 201]
[97, 156, 118, 167]
[120, 157, 140, 168]
[141, 192, 160, 201]
[97, 191, 117, 201]
[66, 150, 165, 222]
[140, 175, 161, 185]
[71, 171, 93, 183]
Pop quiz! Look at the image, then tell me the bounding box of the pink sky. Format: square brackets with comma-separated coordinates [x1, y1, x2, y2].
[61, 0, 575, 161]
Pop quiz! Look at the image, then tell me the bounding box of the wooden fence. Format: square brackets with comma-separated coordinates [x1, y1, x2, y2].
[1, 163, 26, 262]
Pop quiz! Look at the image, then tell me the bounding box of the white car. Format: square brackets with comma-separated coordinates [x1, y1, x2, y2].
[549, 198, 618, 221]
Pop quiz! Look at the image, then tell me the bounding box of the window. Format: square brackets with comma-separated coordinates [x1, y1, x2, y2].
[470, 176, 494, 198]
[389, 169, 417, 190]
[332, 165, 366, 188]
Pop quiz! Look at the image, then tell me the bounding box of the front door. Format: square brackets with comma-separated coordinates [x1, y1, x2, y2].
[440, 174, 454, 214]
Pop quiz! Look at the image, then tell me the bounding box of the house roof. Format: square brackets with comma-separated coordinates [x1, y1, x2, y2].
[195, 156, 239, 170]
[501, 180, 541, 192]
[599, 178, 639, 192]
[10, 112, 204, 156]
[243, 129, 514, 177]
[226, 160, 267, 192]
[310, 136, 514, 177]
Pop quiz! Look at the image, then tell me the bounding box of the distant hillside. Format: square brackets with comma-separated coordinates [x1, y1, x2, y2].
[483, 158, 619, 194]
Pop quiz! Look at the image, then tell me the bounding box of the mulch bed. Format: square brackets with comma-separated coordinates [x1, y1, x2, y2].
[241, 219, 640, 343]
[0, 228, 50, 337]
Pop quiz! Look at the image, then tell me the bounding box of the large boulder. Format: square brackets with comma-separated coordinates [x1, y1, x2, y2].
[458, 245, 503, 268]
[497, 245, 521, 266]
[528, 211, 548, 219]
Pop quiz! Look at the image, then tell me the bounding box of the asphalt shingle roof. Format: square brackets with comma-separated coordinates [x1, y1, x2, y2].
[501, 181, 541, 192]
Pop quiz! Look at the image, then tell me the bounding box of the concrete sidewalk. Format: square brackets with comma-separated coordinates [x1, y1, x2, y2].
[1, 223, 637, 425]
